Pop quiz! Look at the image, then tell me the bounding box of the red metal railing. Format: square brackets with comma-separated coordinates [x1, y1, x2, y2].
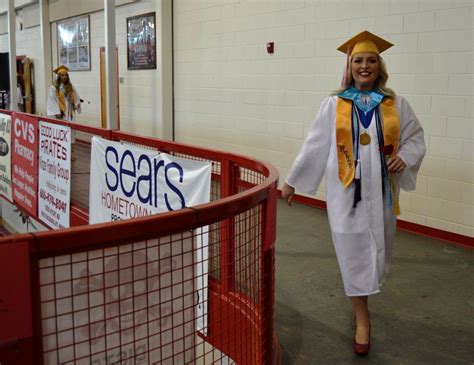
[0, 112, 280, 364]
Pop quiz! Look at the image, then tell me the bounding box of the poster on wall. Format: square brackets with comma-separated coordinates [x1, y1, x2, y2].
[11, 112, 38, 217]
[0, 113, 12, 201]
[57, 15, 90, 71]
[127, 12, 157, 70]
[89, 137, 211, 333]
[38, 121, 71, 229]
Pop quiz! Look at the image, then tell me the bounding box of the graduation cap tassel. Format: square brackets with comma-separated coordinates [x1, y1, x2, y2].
[353, 178, 362, 208]
[353, 160, 362, 208]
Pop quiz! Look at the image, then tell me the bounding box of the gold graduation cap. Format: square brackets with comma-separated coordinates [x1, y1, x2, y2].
[337, 31, 393, 56]
[53, 65, 69, 74]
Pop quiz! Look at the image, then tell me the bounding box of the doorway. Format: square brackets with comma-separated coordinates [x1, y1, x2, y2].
[0, 54, 34, 112]
[17, 56, 34, 113]
[99, 47, 120, 129]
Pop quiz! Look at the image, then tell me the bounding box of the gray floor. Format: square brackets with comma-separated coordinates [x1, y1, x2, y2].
[275, 199, 474, 365]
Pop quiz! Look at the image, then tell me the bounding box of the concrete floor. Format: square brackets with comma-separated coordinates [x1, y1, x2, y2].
[274, 199, 474, 364]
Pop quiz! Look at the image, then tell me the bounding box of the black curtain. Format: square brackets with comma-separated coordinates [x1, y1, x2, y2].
[0, 53, 10, 91]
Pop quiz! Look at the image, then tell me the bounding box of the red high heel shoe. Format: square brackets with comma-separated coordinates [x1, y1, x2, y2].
[353, 324, 371, 356]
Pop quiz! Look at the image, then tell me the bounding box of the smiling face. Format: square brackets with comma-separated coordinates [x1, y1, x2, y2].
[351, 52, 379, 91]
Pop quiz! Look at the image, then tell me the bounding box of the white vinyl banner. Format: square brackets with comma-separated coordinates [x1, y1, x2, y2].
[41, 235, 196, 364]
[0, 113, 12, 201]
[38, 121, 71, 229]
[89, 136, 211, 334]
[89, 136, 212, 223]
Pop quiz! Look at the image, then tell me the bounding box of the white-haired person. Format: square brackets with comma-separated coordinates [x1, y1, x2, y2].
[282, 31, 426, 356]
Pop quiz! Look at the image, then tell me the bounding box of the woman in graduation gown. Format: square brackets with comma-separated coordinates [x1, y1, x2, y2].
[282, 31, 426, 356]
[46, 65, 81, 122]
[46, 65, 81, 159]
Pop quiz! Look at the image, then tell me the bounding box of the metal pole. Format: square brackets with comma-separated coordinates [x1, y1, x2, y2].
[161, 0, 174, 140]
[40, 0, 52, 115]
[104, 0, 118, 130]
[7, 0, 17, 111]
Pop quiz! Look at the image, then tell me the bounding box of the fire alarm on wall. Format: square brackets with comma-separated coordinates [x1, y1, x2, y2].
[266, 42, 274, 54]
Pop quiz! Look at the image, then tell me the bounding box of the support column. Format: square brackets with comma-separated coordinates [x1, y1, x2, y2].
[104, 0, 118, 130]
[40, 0, 52, 115]
[7, 0, 17, 111]
[160, 0, 174, 140]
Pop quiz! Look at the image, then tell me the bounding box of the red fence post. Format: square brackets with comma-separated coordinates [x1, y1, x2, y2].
[261, 183, 278, 364]
[0, 238, 41, 365]
[29, 242, 45, 365]
[219, 158, 236, 293]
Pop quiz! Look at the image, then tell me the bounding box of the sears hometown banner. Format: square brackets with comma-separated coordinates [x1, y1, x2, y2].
[0, 113, 12, 201]
[89, 136, 212, 223]
[89, 137, 212, 334]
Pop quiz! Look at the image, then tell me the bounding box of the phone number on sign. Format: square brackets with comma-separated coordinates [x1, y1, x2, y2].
[40, 188, 67, 213]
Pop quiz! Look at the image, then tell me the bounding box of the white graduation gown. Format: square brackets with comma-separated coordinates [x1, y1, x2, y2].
[286, 95, 426, 296]
[46, 85, 81, 122]
[46, 85, 81, 143]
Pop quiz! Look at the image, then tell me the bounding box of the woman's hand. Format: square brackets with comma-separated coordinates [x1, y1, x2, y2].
[387, 154, 406, 173]
[282, 183, 295, 206]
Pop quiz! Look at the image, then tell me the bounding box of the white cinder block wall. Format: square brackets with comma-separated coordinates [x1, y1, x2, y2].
[173, 0, 473, 237]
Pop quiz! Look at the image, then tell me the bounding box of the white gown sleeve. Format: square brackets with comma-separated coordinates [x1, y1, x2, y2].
[72, 85, 81, 114]
[396, 96, 426, 191]
[46, 86, 60, 117]
[286, 96, 335, 195]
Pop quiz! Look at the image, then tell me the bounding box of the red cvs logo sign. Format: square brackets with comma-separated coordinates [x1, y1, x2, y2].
[11, 112, 39, 217]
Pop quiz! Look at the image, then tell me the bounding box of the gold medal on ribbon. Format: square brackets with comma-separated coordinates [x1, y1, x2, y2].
[360, 132, 371, 145]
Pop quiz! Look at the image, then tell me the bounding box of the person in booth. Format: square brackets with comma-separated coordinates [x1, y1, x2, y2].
[46, 65, 81, 160]
[282, 31, 426, 356]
